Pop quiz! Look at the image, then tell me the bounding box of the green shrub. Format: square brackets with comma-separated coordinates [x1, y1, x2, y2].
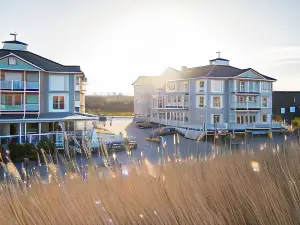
[8, 142, 37, 162]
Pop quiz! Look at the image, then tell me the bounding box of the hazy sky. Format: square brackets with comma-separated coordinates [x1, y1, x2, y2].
[1, 0, 300, 95]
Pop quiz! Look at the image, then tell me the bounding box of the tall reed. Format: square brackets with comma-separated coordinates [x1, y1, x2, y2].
[0, 141, 300, 224]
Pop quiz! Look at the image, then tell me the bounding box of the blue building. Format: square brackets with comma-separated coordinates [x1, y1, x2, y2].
[0, 34, 96, 146]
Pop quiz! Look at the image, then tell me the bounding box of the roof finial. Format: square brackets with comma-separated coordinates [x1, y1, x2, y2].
[10, 32, 17, 41]
[216, 50, 221, 58]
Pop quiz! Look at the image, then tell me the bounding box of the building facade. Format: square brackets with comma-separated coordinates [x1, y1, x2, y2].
[0, 35, 94, 146]
[134, 58, 279, 131]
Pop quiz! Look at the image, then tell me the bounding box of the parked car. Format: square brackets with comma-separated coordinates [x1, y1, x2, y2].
[136, 122, 153, 129]
[154, 127, 177, 136]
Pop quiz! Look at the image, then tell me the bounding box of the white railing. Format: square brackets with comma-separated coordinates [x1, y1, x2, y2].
[0, 80, 24, 90]
[25, 104, 39, 111]
[26, 82, 39, 90]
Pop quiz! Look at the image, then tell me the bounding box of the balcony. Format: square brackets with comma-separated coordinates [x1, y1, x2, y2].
[166, 102, 189, 109]
[25, 104, 39, 111]
[230, 102, 261, 110]
[26, 82, 39, 90]
[0, 104, 23, 111]
[235, 88, 260, 94]
[0, 80, 24, 90]
[0, 81, 39, 90]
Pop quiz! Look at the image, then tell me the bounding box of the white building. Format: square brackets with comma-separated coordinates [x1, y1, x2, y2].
[133, 57, 282, 133]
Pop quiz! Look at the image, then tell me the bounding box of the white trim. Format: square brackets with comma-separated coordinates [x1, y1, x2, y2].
[210, 95, 223, 108]
[236, 69, 266, 80]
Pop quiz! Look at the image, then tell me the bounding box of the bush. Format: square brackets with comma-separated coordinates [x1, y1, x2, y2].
[36, 139, 57, 163]
[8, 142, 37, 162]
[292, 117, 300, 128]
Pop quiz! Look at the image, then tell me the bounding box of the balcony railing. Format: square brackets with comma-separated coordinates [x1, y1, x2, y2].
[231, 102, 261, 109]
[165, 102, 189, 109]
[26, 82, 39, 90]
[0, 81, 39, 90]
[25, 104, 39, 111]
[0, 104, 23, 111]
[235, 88, 260, 93]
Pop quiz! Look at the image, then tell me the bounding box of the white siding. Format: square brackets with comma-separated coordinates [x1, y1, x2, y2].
[49, 74, 69, 91]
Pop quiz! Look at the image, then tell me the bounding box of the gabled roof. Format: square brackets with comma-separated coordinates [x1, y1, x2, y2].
[132, 67, 181, 86]
[180, 65, 276, 81]
[131, 76, 160, 85]
[0, 49, 82, 73]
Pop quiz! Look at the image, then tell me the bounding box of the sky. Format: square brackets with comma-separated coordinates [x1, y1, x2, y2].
[0, 0, 300, 95]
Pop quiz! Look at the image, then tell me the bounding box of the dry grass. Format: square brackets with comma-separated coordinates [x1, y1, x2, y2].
[0, 142, 300, 224]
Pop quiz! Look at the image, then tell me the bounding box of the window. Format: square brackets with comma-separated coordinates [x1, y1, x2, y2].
[248, 96, 252, 102]
[167, 113, 170, 119]
[167, 96, 171, 104]
[211, 80, 223, 93]
[212, 96, 221, 108]
[53, 96, 65, 109]
[174, 96, 177, 103]
[199, 80, 205, 92]
[184, 83, 188, 92]
[262, 82, 272, 92]
[262, 114, 267, 122]
[76, 76, 80, 85]
[238, 96, 245, 103]
[240, 81, 245, 91]
[8, 57, 17, 65]
[174, 113, 177, 120]
[249, 115, 256, 123]
[15, 95, 21, 105]
[262, 97, 267, 108]
[184, 114, 188, 122]
[2, 94, 22, 105]
[213, 115, 220, 124]
[6, 95, 13, 105]
[199, 96, 205, 107]
[178, 96, 181, 102]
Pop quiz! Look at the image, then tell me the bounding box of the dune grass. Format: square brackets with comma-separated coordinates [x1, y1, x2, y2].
[0, 141, 300, 224]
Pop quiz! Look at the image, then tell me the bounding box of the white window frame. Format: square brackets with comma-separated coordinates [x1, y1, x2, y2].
[8, 57, 17, 65]
[262, 113, 268, 123]
[261, 97, 268, 108]
[212, 114, 221, 124]
[199, 80, 205, 92]
[240, 81, 245, 91]
[198, 95, 205, 108]
[53, 96, 65, 110]
[211, 96, 222, 108]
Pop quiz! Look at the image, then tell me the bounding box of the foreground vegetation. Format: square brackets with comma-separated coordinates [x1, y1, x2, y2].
[0, 140, 300, 224]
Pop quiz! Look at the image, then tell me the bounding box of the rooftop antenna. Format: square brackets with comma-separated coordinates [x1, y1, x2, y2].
[10, 32, 17, 41]
[216, 50, 221, 58]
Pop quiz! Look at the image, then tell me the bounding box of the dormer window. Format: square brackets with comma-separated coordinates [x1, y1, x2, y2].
[8, 57, 17, 65]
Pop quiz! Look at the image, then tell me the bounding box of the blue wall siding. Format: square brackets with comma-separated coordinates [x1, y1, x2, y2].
[69, 75, 75, 113]
[0, 57, 40, 71]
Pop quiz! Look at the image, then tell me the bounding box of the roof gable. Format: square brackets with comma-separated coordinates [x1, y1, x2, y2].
[237, 69, 265, 79]
[0, 49, 82, 73]
[0, 53, 42, 71]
